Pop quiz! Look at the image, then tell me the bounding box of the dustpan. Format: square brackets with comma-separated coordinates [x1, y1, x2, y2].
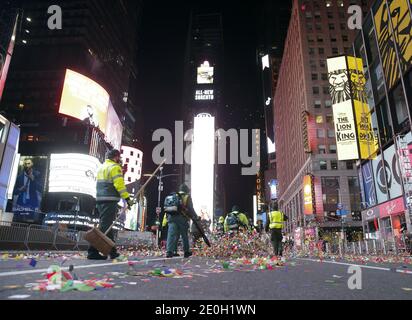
[85, 159, 167, 255]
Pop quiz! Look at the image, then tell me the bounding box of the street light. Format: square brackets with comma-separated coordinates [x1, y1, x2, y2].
[143, 168, 179, 248]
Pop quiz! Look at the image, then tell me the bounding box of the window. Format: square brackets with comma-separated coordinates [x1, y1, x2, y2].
[314, 11, 321, 19]
[315, 23, 322, 31]
[313, 87, 320, 94]
[342, 35, 348, 42]
[320, 161, 328, 170]
[308, 36, 314, 43]
[331, 37, 337, 42]
[376, 100, 393, 146]
[332, 47, 339, 54]
[309, 47, 315, 55]
[348, 177, 362, 211]
[363, 16, 379, 65]
[329, 23, 335, 30]
[327, 12, 333, 19]
[314, 100, 322, 108]
[325, 100, 332, 108]
[305, 11, 313, 19]
[340, 23, 346, 30]
[346, 161, 354, 170]
[316, 115, 324, 123]
[317, 35, 324, 43]
[319, 60, 326, 68]
[327, 129, 335, 138]
[319, 48, 325, 55]
[321, 177, 340, 212]
[307, 23, 313, 31]
[312, 73, 318, 80]
[326, 114, 334, 124]
[319, 145, 326, 154]
[321, 73, 328, 80]
[317, 129, 325, 138]
[331, 161, 338, 170]
[339, 12, 345, 19]
[330, 145, 337, 154]
[310, 60, 316, 70]
[323, 87, 329, 94]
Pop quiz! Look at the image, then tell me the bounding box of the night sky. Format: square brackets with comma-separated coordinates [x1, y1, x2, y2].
[136, 0, 290, 224]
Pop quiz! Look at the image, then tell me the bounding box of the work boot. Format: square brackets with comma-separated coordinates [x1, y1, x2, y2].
[166, 252, 174, 258]
[87, 253, 107, 260]
[109, 248, 120, 260]
[184, 252, 192, 258]
[173, 252, 180, 257]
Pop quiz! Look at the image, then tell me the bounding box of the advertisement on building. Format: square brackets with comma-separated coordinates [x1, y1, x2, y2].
[383, 145, 403, 200]
[105, 102, 123, 150]
[12, 156, 48, 222]
[347, 56, 379, 159]
[372, 153, 389, 204]
[121, 146, 143, 184]
[361, 161, 377, 207]
[59, 69, 109, 133]
[374, 0, 411, 90]
[191, 114, 215, 227]
[303, 175, 314, 215]
[48, 154, 101, 198]
[197, 61, 214, 84]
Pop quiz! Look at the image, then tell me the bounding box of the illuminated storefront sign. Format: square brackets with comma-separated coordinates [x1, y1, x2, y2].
[195, 89, 214, 101]
[49, 153, 101, 198]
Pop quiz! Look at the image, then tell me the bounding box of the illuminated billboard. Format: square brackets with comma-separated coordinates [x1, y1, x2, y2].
[121, 146, 143, 184]
[347, 56, 378, 159]
[197, 61, 214, 84]
[327, 56, 378, 160]
[12, 156, 48, 222]
[303, 175, 314, 215]
[59, 69, 109, 133]
[191, 114, 215, 228]
[49, 153, 101, 198]
[106, 102, 123, 150]
[195, 89, 214, 101]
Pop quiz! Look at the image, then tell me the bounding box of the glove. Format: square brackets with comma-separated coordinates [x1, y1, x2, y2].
[126, 198, 135, 209]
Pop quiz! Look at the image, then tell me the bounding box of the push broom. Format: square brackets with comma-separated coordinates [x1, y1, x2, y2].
[84, 159, 167, 256]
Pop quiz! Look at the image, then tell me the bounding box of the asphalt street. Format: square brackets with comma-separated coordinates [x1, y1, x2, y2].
[0, 252, 412, 300]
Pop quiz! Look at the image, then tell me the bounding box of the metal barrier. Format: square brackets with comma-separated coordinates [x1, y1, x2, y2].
[25, 224, 55, 250]
[0, 221, 30, 250]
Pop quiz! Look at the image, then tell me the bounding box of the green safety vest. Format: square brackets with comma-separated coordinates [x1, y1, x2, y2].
[269, 211, 285, 229]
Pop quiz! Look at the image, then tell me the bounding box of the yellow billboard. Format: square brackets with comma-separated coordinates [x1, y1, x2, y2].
[347, 57, 378, 159]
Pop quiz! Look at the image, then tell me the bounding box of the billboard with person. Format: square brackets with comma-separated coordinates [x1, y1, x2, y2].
[105, 102, 123, 150]
[12, 156, 48, 222]
[59, 69, 109, 133]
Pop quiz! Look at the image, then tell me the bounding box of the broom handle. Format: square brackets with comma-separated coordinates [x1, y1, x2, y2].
[103, 159, 167, 236]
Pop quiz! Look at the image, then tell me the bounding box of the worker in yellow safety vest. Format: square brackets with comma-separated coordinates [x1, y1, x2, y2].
[268, 203, 288, 257]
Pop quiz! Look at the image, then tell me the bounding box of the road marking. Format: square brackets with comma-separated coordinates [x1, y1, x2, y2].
[297, 258, 412, 274]
[0, 256, 183, 277]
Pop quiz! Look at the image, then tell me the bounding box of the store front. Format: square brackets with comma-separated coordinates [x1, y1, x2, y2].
[362, 197, 407, 241]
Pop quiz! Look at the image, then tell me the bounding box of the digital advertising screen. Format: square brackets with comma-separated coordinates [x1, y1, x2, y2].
[48, 153, 101, 198]
[197, 61, 214, 84]
[105, 101, 123, 150]
[59, 69, 110, 133]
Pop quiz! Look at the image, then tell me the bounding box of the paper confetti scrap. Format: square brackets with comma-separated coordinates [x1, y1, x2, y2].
[8, 295, 31, 299]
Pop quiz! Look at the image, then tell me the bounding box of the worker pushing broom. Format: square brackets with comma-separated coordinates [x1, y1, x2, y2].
[85, 151, 210, 260]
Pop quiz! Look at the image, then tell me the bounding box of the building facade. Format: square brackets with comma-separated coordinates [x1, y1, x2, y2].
[353, 0, 412, 241]
[273, 0, 373, 238]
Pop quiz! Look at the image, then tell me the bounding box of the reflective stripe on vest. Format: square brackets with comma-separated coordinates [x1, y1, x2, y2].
[269, 211, 284, 229]
[96, 162, 121, 202]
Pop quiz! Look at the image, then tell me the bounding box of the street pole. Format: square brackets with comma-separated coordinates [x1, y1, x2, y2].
[156, 167, 163, 249]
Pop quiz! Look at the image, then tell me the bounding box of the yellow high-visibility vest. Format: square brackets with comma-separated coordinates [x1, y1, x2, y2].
[269, 211, 284, 229]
